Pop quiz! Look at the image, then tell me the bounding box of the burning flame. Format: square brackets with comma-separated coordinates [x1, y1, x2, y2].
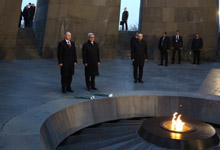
[171, 112, 185, 132]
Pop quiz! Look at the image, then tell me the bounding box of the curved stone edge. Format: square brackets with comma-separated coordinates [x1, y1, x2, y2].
[0, 91, 219, 150]
[40, 92, 220, 150]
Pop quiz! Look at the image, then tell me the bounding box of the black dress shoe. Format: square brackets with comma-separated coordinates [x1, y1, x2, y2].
[138, 79, 144, 83]
[158, 64, 163, 66]
[134, 79, 138, 83]
[87, 87, 91, 91]
[62, 90, 66, 93]
[91, 87, 98, 90]
[67, 89, 74, 93]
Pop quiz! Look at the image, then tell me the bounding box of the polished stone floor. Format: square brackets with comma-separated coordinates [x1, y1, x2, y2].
[0, 59, 220, 149]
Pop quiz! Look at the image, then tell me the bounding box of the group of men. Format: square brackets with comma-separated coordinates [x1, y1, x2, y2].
[19, 3, 36, 28]
[57, 30, 203, 93]
[158, 30, 203, 66]
[57, 32, 100, 93]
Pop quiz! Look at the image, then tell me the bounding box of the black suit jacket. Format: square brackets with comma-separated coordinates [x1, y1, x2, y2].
[158, 36, 170, 51]
[172, 35, 183, 49]
[131, 39, 148, 66]
[57, 40, 77, 76]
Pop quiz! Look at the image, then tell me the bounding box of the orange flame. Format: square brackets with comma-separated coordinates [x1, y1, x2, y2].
[171, 112, 185, 131]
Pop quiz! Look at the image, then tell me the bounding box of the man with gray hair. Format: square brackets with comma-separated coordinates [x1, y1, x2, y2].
[57, 32, 77, 93]
[82, 33, 101, 91]
[131, 33, 148, 83]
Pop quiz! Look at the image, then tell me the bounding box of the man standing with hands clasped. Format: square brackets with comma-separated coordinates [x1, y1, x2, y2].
[57, 32, 77, 93]
[82, 33, 101, 91]
[131, 33, 148, 83]
[159, 32, 170, 66]
[172, 30, 183, 64]
[191, 33, 203, 65]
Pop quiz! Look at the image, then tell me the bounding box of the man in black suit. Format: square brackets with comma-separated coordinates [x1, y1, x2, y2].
[29, 3, 36, 27]
[191, 33, 203, 65]
[158, 32, 170, 66]
[82, 33, 101, 91]
[23, 5, 30, 28]
[131, 33, 148, 83]
[57, 32, 77, 93]
[130, 31, 138, 49]
[121, 7, 129, 31]
[172, 30, 183, 64]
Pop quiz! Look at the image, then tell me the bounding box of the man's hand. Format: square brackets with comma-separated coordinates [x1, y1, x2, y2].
[132, 59, 135, 62]
[59, 63, 63, 67]
[84, 63, 88, 67]
[145, 59, 148, 62]
[74, 62, 77, 66]
[98, 62, 101, 65]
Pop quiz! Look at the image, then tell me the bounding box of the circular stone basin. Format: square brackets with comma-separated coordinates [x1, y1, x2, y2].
[138, 117, 220, 149]
[160, 121, 195, 133]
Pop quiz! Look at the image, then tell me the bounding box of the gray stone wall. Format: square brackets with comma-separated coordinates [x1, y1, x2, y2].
[142, 0, 219, 61]
[33, 0, 49, 56]
[0, 0, 219, 61]
[41, 0, 120, 59]
[0, 0, 22, 59]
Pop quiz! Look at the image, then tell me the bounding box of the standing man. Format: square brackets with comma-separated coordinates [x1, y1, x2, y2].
[131, 33, 148, 83]
[191, 33, 203, 65]
[29, 3, 36, 27]
[82, 33, 101, 91]
[22, 5, 30, 28]
[121, 7, 129, 31]
[130, 31, 138, 49]
[158, 32, 170, 66]
[57, 32, 77, 93]
[172, 30, 183, 64]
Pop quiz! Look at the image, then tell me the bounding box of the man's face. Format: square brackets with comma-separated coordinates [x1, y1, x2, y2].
[176, 32, 180, 35]
[135, 32, 139, 37]
[138, 34, 143, 41]
[124, 8, 127, 11]
[65, 33, 71, 41]
[196, 34, 199, 38]
[89, 35, 95, 42]
[163, 33, 166, 37]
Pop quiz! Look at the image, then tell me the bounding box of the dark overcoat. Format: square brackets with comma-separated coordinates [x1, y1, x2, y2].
[57, 40, 77, 76]
[158, 36, 170, 52]
[82, 41, 101, 76]
[191, 38, 203, 51]
[131, 39, 148, 66]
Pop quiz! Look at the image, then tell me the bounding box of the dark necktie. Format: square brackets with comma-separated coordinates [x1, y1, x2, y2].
[67, 42, 71, 48]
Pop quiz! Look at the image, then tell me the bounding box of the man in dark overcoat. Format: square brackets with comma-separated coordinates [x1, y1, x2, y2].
[191, 33, 203, 65]
[82, 33, 101, 91]
[131, 33, 148, 83]
[57, 32, 77, 93]
[130, 31, 138, 49]
[121, 7, 129, 31]
[172, 30, 183, 64]
[158, 32, 170, 66]
[22, 5, 30, 28]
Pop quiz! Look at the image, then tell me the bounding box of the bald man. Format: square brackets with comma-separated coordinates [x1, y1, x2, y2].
[131, 33, 148, 83]
[57, 32, 77, 93]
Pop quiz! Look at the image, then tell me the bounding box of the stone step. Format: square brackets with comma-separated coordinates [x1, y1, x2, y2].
[78, 126, 139, 135]
[96, 138, 142, 150]
[16, 28, 40, 59]
[57, 134, 138, 150]
[98, 122, 141, 127]
[63, 131, 136, 145]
